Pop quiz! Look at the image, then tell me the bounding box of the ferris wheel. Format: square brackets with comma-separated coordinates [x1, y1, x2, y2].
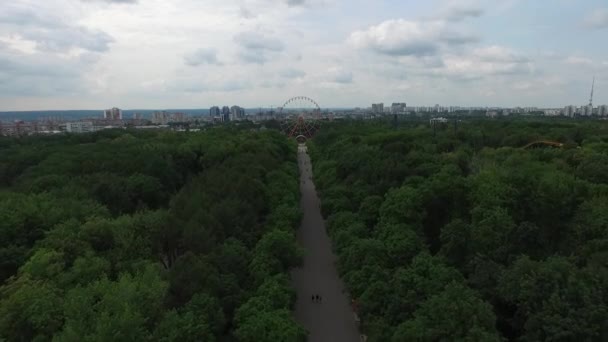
[279, 96, 321, 142]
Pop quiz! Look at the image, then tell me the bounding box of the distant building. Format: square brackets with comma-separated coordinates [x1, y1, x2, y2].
[599, 105, 608, 117]
[210, 106, 220, 117]
[429, 117, 448, 125]
[66, 121, 94, 133]
[103, 107, 122, 120]
[152, 111, 170, 124]
[563, 105, 575, 117]
[583, 104, 593, 116]
[222, 106, 230, 122]
[132, 113, 143, 120]
[371, 103, 384, 114]
[229, 106, 246, 121]
[0, 121, 32, 136]
[391, 103, 407, 114]
[172, 112, 187, 122]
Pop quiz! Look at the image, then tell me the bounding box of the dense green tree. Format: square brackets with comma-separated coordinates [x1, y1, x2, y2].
[391, 282, 502, 341]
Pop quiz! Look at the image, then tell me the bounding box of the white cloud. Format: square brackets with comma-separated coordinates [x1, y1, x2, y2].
[564, 56, 594, 66]
[583, 8, 608, 29]
[280, 68, 306, 79]
[349, 18, 478, 57]
[184, 48, 221, 66]
[234, 32, 284, 64]
[442, 5, 484, 21]
[349, 19, 442, 56]
[0, 0, 603, 109]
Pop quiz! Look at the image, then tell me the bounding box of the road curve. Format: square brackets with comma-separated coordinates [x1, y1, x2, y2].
[291, 144, 361, 342]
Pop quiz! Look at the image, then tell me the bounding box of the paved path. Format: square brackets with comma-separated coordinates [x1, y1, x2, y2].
[291, 144, 361, 342]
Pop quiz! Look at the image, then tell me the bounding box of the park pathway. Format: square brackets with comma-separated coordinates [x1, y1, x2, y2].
[291, 144, 361, 342]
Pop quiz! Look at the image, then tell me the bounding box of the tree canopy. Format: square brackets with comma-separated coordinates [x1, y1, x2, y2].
[310, 118, 608, 341]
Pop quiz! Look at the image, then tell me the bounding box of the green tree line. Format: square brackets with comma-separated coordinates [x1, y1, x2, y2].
[309, 119, 608, 341]
[0, 128, 306, 341]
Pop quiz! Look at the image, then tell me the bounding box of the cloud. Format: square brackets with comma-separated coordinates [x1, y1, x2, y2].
[326, 67, 353, 84]
[234, 32, 284, 64]
[234, 32, 283, 51]
[280, 68, 306, 78]
[349, 18, 478, 57]
[349, 20, 441, 56]
[0, 7, 113, 53]
[564, 56, 594, 66]
[286, 0, 307, 6]
[438, 29, 479, 45]
[239, 7, 256, 19]
[184, 48, 221, 66]
[443, 5, 484, 21]
[473, 45, 528, 63]
[80, 0, 138, 3]
[438, 46, 533, 79]
[0, 52, 91, 96]
[583, 8, 608, 29]
[171, 78, 251, 93]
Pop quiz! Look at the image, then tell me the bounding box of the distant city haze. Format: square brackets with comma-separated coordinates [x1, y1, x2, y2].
[0, 0, 607, 110]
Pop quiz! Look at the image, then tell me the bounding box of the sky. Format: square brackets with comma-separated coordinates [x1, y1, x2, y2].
[0, 0, 607, 110]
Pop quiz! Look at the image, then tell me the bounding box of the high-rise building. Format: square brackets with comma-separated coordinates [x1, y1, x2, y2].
[391, 103, 407, 114]
[103, 107, 122, 120]
[222, 106, 230, 122]
[210, 106, 220, 117]
[172, 112, 187, 122]
[152, 111, 170, 124]
[132, 112, 143, 120]
[230, 106, 240, 121]
[599, 105, 608, 117]
[371, 103, 384, 114]
[563, 105, 575, 117]
[583, 104, 593, 116]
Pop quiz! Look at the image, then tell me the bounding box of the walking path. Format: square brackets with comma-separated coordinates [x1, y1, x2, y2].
[291, 144, 361, 342]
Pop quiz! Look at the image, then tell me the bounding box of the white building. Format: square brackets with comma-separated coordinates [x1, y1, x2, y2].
[230, 106, 243, 121]
[66, 121, 94, 133]
[598, 105, 607, 117]
[371, 103, 384, 114]
[391, 103, 407, 114]
[103, 107, 122, 120]
[152, 111, 170, 124]
[583, 104, 593, 116]
[563, 105, 575, 117]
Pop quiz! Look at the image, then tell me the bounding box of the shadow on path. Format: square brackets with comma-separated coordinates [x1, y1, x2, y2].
[291, 144, 361, 342]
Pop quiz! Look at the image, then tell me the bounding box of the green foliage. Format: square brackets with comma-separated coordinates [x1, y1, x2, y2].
[311, 119, 608, 341]
[0, 128, 304, 340]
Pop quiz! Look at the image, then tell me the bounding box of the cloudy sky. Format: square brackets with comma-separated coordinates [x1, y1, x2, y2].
[0, 0, 607, 110]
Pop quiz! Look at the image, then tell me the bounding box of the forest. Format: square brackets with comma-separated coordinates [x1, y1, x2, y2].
[309, 118, 608, 341]
[0, 127, 306, 341]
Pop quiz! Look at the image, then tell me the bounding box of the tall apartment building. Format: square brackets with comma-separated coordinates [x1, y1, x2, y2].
[103, 107, 122, 120]
[222, 106, 230, 122]
[210, 106, 221, 117]
[152, 111, 170, 124]
[371, 103, 384, 114]
[391, 103, 407, 114]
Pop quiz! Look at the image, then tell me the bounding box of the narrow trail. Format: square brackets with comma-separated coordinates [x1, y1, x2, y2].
[291, 144, 361, 342]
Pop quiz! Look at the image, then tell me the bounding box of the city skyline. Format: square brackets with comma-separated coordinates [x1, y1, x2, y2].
[1, 0, 608, 110]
